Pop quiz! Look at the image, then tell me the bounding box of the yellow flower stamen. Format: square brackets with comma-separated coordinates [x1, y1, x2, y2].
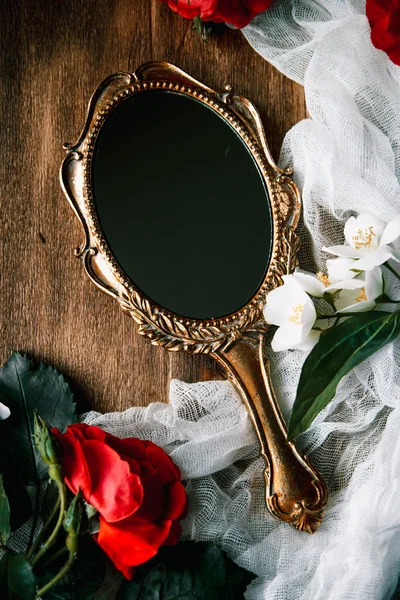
[289, 304, 303, 325]
[355, 288, 367, 303]
[352, 226, 376, 249]
[317, 271, 331, 287]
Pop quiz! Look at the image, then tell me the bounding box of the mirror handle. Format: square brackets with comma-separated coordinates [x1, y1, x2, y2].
[213, 335, 328, 533]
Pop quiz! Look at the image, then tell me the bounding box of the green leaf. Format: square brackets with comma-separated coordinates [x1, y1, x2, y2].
[0, 475, 11, 545]
[192, 17, 213, 41]
[288, 310, 400, 439]
[0, 554, 36, 600]
[35, 535, 106, 600]
[117, 542, 256, 600]
[0, 352, 77, 486]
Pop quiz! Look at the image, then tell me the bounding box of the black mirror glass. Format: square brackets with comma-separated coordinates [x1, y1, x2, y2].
[92, 90, 273, 319]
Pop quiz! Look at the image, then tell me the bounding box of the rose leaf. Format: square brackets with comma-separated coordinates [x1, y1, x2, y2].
[0, 554, 36, 600]
[288, 310, 400, 440]
[0, 352, 77, 486]
[117, 541, 256, 600]
[0, 474, 11, 545]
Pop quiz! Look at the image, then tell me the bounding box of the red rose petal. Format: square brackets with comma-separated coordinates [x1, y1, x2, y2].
[120, 455, 141, 476]
[52, 428, 92, 499]
[110, 557, 136, 580]
[367, 0, 391, 26]
[161, 480, 188, 520]
[211, 0, 272, 28]
[200, 0, 272, 27]
[367, 0, 400, 65]
[144, 444, 180, 480]
[160, 0, 219, 20]
[79, 425, 108, 442]
[82, 440, 144, 522]
[66, 423, 89, 443]
[160, 0, 272, 27]
[371, 15, 400, 64]
[388, 45, 400, 63]
[138, 460, 154, 477]
[131, 474, 164, 522]
[162, 520, 182, 547]
[108, 437, 147, 461]
[242, 0, 272, 9]
[97, 515, 172, 567]
[161, 1, 200, 19]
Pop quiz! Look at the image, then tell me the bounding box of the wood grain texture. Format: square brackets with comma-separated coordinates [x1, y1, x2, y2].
[0, 0, 306, 413]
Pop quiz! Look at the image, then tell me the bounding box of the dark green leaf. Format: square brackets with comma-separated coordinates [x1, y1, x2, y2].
[35, 535, 106, 600]
[0, 475, 11, 544]
[288, 310, 400, 439]
[0, 554, 8, 597]
[192, 17, 213, 41]
[0, 554, 36, 600]
[117, 542, 256, 600]
[0, 352, 77, 485]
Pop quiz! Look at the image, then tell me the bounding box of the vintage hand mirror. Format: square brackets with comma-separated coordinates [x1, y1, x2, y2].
[61, 62, 328, 533]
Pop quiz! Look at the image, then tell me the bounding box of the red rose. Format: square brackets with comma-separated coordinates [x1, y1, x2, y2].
[159, 0, 273, 29]
[52, 423, 187, 579]
[367, 0, 400, 65]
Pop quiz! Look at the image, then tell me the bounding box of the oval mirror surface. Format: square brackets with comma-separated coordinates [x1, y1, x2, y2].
[92, 90, 273, 319]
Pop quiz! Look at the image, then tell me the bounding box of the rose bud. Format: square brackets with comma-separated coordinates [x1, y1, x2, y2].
[51, 424, 188, 579]
[64, 491, 83, 554]
[34, 412, 63, 483]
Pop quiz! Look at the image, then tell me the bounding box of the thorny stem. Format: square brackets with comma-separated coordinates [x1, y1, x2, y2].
[30, 481, 66, 566]
[35, 550, 76, 598]
[36, 545, 68, 570]
[27, 495, 61, 561]
[26, 484, 41, 553]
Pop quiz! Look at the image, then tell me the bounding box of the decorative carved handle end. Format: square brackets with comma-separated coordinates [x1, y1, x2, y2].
[266, 466, 328, 534]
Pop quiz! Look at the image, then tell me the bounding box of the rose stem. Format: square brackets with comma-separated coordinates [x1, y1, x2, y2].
[26, 495, 61, 561]
[35, 550, 75, 598]
[26, 484, 41, 553]
[35, 545, 69, 570]
[30, 480, 66, 566]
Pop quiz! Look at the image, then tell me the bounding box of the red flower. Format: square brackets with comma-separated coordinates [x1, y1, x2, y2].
[367, 0, 400, 65]
[159, 0, 273, 29]
[52, 423, 187, 579]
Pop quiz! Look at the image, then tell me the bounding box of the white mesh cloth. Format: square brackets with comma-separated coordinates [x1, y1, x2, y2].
[84, 2, 400, 598]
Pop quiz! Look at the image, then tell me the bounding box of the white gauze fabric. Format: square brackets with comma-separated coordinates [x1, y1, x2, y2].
[84, 2, 400, 598]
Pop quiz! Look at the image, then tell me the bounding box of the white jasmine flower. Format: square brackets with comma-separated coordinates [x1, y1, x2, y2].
[323, 213, 400, 271]
[326, 257, 361, 282]
[290, 270, 327, 297]
[263, 275, 320, 352]
[0, 402, 10, 420]
[292, 268, 364, 298]
[334, 267, 383, 313]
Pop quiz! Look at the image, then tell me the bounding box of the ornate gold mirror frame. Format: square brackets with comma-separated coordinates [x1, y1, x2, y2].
[60, 62, 328, 533]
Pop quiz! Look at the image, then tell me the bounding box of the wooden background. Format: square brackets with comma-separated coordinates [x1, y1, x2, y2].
[0, 0, 306, 413]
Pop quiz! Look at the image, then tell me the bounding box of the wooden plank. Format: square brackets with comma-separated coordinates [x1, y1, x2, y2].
[0, 0, 306, 413]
